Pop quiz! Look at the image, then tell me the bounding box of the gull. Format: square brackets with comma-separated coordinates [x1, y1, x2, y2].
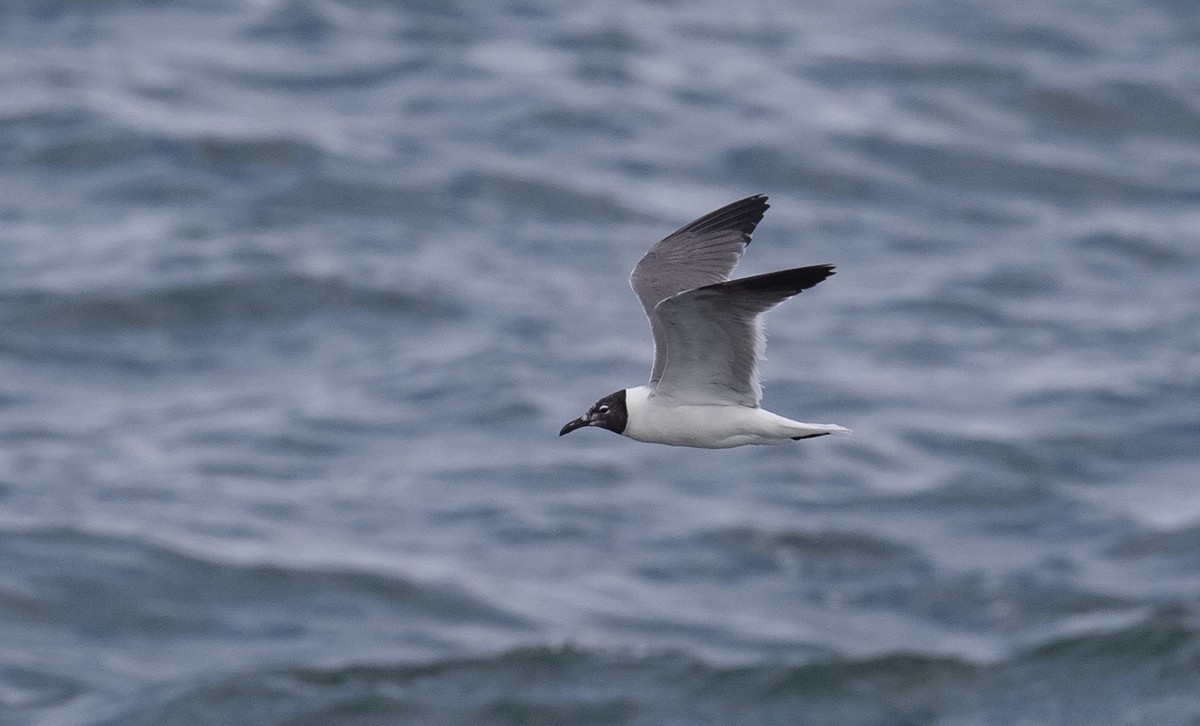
[559, 194, 849, 448]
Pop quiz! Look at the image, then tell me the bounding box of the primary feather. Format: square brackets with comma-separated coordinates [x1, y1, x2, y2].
[630, 195, 769, 384]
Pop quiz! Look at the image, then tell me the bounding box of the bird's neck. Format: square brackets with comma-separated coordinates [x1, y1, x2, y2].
[619, 385, 654, 439]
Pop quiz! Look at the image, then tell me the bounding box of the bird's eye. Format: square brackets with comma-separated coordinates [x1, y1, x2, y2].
[597, 404, 610, 414]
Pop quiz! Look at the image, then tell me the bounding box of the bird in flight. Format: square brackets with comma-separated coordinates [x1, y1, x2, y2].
[560, 194, 849, 448]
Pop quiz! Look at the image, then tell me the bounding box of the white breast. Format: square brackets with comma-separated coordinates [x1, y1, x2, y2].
[620, 385, 823, 448]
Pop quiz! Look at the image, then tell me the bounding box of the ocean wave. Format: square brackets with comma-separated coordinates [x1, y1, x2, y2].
[0, 272, 458, 330]
[93, 609, 1200, 726]
[852, 134, 1192, 204]
[1013, 80, 1200, 140]
[0, 526, 528, 638]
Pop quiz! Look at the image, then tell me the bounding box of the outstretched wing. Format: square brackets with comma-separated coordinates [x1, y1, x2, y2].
[650, 264, 835, 406]
[630, 195, 769, 384]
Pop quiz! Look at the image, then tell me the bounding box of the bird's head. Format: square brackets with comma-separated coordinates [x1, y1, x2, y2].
[559, 389, 628, 437]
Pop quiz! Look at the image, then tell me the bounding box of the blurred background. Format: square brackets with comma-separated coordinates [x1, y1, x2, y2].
[2, 0, 1199, 723]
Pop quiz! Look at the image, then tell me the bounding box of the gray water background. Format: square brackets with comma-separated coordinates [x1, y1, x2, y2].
[2, 1, 1200, 723]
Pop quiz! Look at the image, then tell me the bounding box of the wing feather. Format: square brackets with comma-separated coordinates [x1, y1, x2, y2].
[651, 264, 835, 406]
[629, 195, 769, 383]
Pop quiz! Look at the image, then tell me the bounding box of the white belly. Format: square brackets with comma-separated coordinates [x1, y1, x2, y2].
[620, 386, 844, 449]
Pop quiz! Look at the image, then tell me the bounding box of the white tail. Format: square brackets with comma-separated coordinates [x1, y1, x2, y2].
[786, 421, 851, 440]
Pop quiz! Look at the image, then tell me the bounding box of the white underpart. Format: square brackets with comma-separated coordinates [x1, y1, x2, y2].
[621, 386, 850, 449]
[590, 195, 849, 449]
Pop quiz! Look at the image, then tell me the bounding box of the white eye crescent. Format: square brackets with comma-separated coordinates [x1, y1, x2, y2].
[597, 405, 610, 414]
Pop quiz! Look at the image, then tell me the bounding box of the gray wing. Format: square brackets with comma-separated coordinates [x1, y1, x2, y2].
[630, 195, 770, 384]
[651, 264, 835, 406]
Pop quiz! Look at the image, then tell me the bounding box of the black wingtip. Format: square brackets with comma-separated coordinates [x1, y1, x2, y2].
[716, 263, 836, 296]
[672, 194, 770, 240]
